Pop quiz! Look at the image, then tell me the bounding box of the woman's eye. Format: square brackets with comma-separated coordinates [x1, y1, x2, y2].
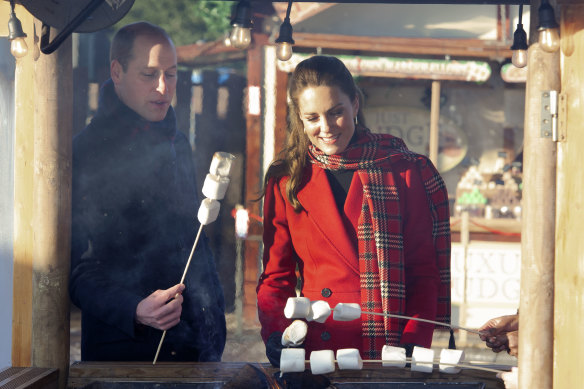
[305, 116, 319, 123]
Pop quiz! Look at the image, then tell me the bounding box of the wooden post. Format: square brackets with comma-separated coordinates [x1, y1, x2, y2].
[429, 80, 440, 165]
[518, 1, 559, 388]
[554, 2, 584, 387]
[243, 30, 269, 326]
[31, 23, 73, 389]
[10, 4, 36, 368]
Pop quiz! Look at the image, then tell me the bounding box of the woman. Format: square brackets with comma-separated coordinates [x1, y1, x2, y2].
[256, 55, 451, 364]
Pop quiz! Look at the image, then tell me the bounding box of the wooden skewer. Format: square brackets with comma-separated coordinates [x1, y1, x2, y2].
[358, 310, 483, 335]
[153, 224, 204, 365]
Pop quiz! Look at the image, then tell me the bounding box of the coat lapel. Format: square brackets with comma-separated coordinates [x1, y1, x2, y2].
[297, 165, 360, 274]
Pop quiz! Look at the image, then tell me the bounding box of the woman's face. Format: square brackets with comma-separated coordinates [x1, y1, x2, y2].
[297, 85, 359, 155]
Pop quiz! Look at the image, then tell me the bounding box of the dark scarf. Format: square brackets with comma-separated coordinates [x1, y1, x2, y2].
[308, 127, 451, 359]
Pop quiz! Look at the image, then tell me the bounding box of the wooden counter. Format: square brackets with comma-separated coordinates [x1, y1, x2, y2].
[68, 361, 506, 389]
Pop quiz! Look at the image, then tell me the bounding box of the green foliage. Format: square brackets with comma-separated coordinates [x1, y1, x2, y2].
[114, 0, 233, 46]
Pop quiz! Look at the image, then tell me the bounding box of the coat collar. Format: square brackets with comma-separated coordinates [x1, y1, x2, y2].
[296, 164, 360, 274]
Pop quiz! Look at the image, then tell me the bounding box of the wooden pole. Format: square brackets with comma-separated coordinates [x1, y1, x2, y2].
[10, 4, 35, 368]
[518, 1, 559, 388]
[31, 23, 73, 389]
[554, 2, 584, 387]
[429, 80, 440, 166]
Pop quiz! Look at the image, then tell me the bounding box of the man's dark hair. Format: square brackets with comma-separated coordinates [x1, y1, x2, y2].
[110, 21, 173, 71]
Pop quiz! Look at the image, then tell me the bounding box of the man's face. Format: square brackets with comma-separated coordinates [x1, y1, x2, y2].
[111, 35, 177, 122]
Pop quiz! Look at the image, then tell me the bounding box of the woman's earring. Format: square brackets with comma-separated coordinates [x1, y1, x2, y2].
[354, 116, 358, 126]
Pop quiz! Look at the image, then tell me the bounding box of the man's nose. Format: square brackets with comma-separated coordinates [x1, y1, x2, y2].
[156, 74, 168, 95]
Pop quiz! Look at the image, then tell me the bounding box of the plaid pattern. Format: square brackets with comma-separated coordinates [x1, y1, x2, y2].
[308, 128, 451, 359]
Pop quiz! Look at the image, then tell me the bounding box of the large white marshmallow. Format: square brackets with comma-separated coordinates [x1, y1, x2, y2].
[381, 345, 407, 368]
[197, 198, 220, 225]
[439, 349, 465, 374]
[280, 348, 306, 374]
[284, 297, 311, 319]
[306, 300, 331, 323]
[282, 320, 308, 347]
[209, 152, 235, 177]
[310, 350, 335, 375]
[336, 348, 363, 370]
[411, 346, 435, 373]
[202, 174, 230, 200]
[332, 303, 361, 321]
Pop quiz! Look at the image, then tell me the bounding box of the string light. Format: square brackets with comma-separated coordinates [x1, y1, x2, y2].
[275, 0, 295, 61]
[537, 0, 560, 53]
[230, 0, 253, 50]
[7, 0, 28, 58]
[510, 4, 528, 68]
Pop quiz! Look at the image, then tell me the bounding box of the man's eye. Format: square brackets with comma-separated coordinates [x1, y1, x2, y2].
[142, 73, 156, 78]
[166, 73, 177, 79]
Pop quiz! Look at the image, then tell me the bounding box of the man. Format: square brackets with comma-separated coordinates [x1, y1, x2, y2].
[70, 21, 226, 362]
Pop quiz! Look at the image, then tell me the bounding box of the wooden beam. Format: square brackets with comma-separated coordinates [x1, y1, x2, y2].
[518, 1, 559, 388]
[11, 4, 35, 368]
[554, 3, 584, 388]
[293, 32, 512, 59]
[31, 21, 73, 389]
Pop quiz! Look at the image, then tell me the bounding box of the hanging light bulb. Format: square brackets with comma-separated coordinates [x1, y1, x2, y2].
[537, 0, 560, 53]
[230, 0, 253, 50]
[7, 0, 28, 58]
[275, 0, 295, 61]
[510, 5, 528, 68]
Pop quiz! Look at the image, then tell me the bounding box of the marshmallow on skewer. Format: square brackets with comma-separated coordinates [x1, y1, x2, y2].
[280, 348, 306, 374]
[306, 300, 331, 323]
[333, 303, 361, 321]
[202, 174, 230, 200]
[336, 348, 363, 370]
[411, 346, 435, 373]
[381, 345, 407, 368]
[439, 349, 465, 374]
[209, 152, 236, 177]
[310, 350, 336, 375]
[197, 198, 220, 225]
[284, 297, 311, 319]
[282, 320, 308, 347]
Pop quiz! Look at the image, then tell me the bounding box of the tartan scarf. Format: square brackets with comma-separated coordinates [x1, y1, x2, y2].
[308, 127, 451, 359]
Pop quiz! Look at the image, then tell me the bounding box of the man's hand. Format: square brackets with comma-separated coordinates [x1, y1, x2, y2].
[136, 284, 185, 330]
[478, 314, 519, 356]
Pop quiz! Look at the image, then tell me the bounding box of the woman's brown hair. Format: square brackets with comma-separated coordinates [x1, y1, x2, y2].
[261, 55, 366, 212]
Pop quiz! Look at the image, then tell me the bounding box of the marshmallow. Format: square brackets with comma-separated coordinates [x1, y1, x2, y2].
[202, 174, 230, 200]
[411, 346, 435, 373]
[309, 350, 335, 375]
[282, 320, 308, 347]
[381, 345, 407, 368]
[336, 348, 363, 370]
[209, 152, 235, 177]
[197, 198, 220, 225]
[306, 300, 331, 323]
[280, 348, 306, 374]
[439, 349, 465, 374]
[284, 297, 311, 319]
[333, 303, 361, 321]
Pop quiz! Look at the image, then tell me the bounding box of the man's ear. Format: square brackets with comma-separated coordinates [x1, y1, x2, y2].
[111, 60, 123, 84]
